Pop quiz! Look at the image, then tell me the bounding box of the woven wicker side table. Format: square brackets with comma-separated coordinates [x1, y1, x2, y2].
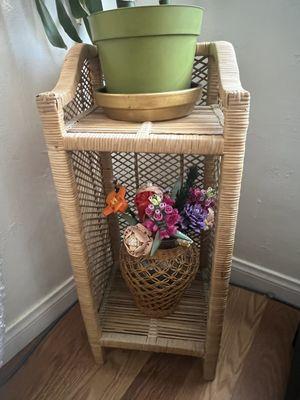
[36, 41, 250, 380]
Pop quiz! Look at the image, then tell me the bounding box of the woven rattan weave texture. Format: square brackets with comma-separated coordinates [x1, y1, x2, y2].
[36, 41, 250, 380]
[120, 244, 199, 318]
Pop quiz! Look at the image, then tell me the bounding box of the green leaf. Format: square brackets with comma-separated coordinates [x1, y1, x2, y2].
[171, 180, 181, 200]
[119, 213, 138, 226]
[83, 16, 92, 40]
[117, 0, 135, 7]
[80, 0, 102, 14]
[86, 0, 103, 13]
[175, 166, 199, 211]
[35, 0, 67, 49]
[174, 230, 193, 243]
[56, 0, 82, 43]
[69, 0, 87, 18]
[78, 0, 91, 14]
[150, 232, 162, 257]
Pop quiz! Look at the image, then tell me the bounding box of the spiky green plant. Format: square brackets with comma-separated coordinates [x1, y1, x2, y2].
[175, 166, 200, 211]
[35, 0, 170, 49]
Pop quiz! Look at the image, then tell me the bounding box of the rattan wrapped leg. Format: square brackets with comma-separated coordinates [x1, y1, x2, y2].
[203, 93, 250, 380]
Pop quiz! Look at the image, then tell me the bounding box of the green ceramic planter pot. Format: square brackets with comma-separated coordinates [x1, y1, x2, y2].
[88, 5, 203, 93]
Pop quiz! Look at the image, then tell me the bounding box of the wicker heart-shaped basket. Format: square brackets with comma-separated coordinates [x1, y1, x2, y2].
[120, 243, 199, 318]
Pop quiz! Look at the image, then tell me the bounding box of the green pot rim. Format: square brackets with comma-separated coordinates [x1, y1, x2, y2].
[90, 4, 204, 17]
[88, 5, 204, 41]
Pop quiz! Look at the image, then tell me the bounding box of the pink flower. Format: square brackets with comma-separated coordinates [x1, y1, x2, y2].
[167, 225, 178, 236]
[159, 202, 166, 210]
[165, 211, 180, 226]
[154, 212, 163, 222]
[194, 188, 202, 197]
[163, 195, 175, 206]
[143, 219, 158, 233]
[145, 204, 154, 216]
[164, 205, 173, 214]
[159, 229, 170, 239]
[159, 225, 177, 239]
[123, 224, 153, 258]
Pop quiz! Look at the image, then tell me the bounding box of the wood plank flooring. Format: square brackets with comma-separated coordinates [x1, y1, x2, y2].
[1, 286, 299, 400]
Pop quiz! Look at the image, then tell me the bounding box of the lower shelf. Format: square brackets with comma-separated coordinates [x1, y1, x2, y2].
[100, 273, 208, 357]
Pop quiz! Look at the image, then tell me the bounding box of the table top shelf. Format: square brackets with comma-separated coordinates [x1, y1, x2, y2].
[63, 105, 224, 155]
[100, 274, 208, 357]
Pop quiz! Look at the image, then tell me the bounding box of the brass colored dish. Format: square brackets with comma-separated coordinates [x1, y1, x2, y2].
[94, 84, 202, 122]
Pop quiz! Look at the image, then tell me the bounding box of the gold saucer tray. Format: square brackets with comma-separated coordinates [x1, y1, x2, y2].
[94, 84, 202, 122]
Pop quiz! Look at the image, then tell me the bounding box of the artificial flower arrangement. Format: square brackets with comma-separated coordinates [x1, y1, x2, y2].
[103, 166, 217, 258]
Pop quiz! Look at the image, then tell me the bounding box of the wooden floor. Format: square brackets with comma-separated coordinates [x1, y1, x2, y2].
[1, 286, 299, 400]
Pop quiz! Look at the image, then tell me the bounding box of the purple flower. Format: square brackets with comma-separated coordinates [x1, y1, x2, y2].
[181, 203, 208, 234]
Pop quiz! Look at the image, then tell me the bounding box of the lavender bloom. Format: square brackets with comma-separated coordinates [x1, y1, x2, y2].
[181, 203, 208, 234]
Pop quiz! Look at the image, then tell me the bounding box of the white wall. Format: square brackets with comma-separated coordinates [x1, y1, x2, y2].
[1, 0, 299, 363]
[0, 0, 78, 362]
[195, 0, 300, 298]
[106, 0, 299, 282]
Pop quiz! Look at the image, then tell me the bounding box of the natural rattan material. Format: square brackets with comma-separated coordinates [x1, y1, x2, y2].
[100, 273, 208, 357]
[36, 41, 250, 381]
[120, 244, 199, 318]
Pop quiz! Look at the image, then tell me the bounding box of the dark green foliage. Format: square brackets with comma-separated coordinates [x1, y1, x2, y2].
[117, 0, 135, 7]
[69, 0, 87, 18]
[36, 0, 171, 49]
[55, 0, 82, 43]
[35, 0, 67, 49]
[36, 0, 102, 49]
[175, 166, 199, 211]
[85, 0, 103, 13]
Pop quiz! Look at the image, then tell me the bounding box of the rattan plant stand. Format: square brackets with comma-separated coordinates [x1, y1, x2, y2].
[36, 41, 250, 380]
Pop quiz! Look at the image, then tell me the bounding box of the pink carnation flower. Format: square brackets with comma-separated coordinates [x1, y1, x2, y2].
[143, 219, 158, 233]
[154, 210, 163, 221]
[159, 225, 177, 239]
[164, 205, 173, 214]
[166, 211, 180, 226]
[163, 195, 175, 206]
[145, 204, 154, 216]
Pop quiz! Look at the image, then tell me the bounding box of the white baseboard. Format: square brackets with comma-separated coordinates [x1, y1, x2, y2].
[4, 276, 77, 364]
[3, 258, 299, 365]
[231, 257, 300, 308]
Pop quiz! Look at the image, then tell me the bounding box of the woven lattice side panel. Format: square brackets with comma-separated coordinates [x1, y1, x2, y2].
[192, 55, 209, 105]
[64, 59, 96, 123]
[71, 151, 114, 310]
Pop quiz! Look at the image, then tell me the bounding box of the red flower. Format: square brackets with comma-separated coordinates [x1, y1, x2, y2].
[134, 191, 154, 221]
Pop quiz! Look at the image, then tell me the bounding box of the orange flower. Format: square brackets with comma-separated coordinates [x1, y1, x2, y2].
[103, 186, 128, 217]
